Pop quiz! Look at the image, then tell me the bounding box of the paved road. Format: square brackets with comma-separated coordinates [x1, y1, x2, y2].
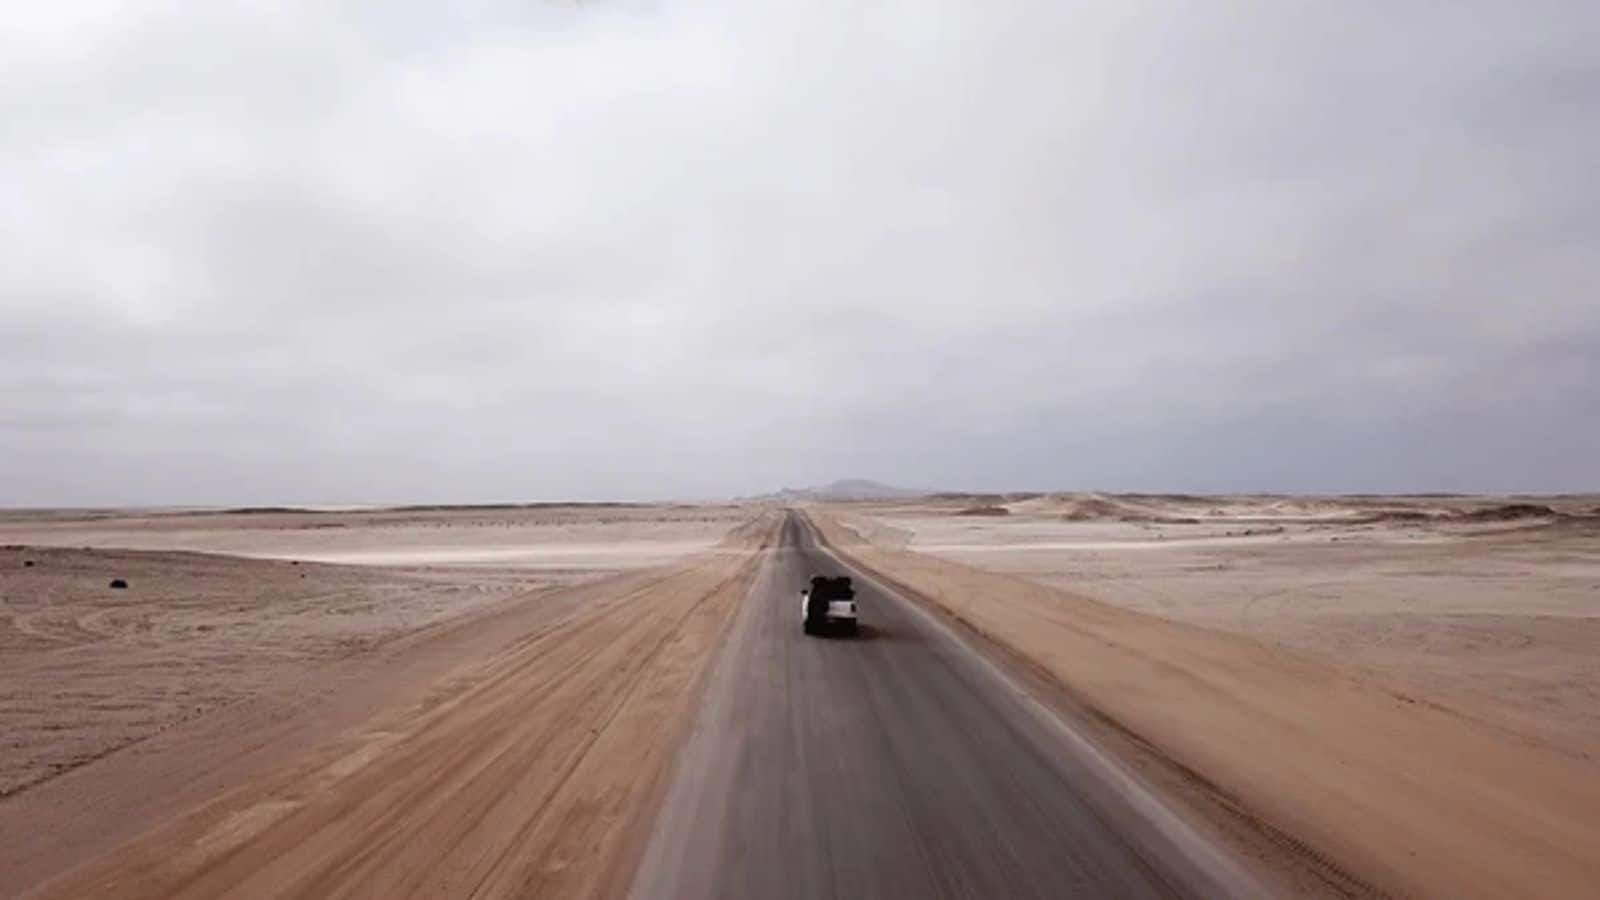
[632, 512, 1252, 899]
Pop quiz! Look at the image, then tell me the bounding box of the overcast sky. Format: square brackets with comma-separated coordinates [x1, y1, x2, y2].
[4, 1, 1597, 505]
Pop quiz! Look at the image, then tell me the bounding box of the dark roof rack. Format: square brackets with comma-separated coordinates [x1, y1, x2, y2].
[809, 575, 854, 600]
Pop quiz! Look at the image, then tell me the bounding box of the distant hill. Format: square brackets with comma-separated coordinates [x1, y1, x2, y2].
[751, 479, 926, 502]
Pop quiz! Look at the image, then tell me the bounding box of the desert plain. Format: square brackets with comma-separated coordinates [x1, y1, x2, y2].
[0, 503, 767, 897]
[1, 494, 1596, 898]
[833, 492, 1600, 760]
[815, 493, 1600, 897]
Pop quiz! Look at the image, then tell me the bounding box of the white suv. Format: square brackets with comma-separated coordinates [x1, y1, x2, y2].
[800, 575, 858, 635]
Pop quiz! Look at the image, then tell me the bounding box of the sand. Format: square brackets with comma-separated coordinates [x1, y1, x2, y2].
[0, 546, 542, 799]
[0, 504, 751, 801]
[20, 513, 779, 900]
[6, 494, 1596, 898]
[0, 503, 766, 898]
[837, 493, 1600, 760]
[811, 498, 1600, 899]
[0, 503, 751, 569]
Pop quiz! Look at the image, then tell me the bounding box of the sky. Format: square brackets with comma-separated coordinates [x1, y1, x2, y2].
[3, 1, 1597, 505]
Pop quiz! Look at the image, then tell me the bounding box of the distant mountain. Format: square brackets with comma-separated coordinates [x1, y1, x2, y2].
[751, 479, 926, 502]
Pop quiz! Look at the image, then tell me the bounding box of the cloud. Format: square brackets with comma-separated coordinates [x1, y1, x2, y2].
[3, 0, 1598, 503]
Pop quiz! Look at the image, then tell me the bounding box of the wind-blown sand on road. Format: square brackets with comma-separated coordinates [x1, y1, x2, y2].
[810, 506, 1600, 899]
[1, 506, 773, 899]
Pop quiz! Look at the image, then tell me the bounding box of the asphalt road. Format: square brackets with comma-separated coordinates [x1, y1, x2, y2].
[631, 512, 1254, 900]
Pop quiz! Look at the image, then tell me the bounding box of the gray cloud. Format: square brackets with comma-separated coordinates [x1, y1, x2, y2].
[3, 1, 1597, 504]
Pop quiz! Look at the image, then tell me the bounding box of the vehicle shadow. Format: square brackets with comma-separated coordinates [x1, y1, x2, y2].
[810, 623, 887, 641]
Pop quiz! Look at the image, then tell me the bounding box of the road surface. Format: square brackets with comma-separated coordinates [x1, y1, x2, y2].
[631, 512, 1256, 899]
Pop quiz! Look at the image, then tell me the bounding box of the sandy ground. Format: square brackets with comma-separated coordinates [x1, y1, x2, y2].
[836, 493, 1600, 760]
[0, 546, 547, 798]
[7, 494, 1595, 898]
[0, 503, 749, 569]
[18, 513, 778, 900]
[0, 503, 764, 898]
[0, 504, 751, 801]
[811, 499, 1600, 899]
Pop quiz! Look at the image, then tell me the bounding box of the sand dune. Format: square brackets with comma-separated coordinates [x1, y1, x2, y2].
[982, 491, 1593, 525]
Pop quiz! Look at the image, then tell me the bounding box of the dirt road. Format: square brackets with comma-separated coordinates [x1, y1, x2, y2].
[631, 513, 1259, 899]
